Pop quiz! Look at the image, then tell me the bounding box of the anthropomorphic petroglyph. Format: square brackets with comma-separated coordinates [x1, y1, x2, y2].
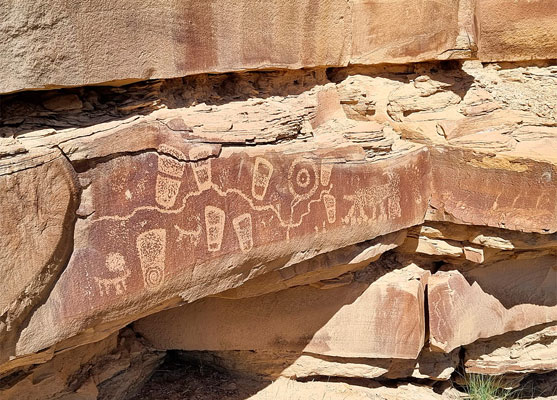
[205, 206, 226, 252]
[137, 229, 167, 290]
[155, 145, 186, 208]
[252, 157, 274, 201]
[190, 145, 214, 191]
[233, 213, 254, 253]
[94, 252, 131, 296]
[320, 160, 333, 186]
[323, 194, 337, 224]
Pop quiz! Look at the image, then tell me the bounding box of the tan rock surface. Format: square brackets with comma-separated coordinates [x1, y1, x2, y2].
[477, 0, 557, 62]
[135, 264, 429, 359]
[0, 0, 476, 94]
[465, 324, 557, 376]
[246, 378, 456, 400]
[0, 149, 79, 365]
[429, 255, 557, 352]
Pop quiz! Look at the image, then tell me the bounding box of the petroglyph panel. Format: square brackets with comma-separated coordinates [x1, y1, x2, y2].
[233, 214, 254, 254]
[429, 147, 557, 233]
[17, 143, 431, 356]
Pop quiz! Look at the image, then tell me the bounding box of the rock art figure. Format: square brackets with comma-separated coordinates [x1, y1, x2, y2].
[320, 161, 333, 186]
[94, 252, 131, 296]
[205, 206, 226, 252]
[189, 145, 214, 191]
[288, 157, 319, 203]
[323, 194, 337, 224]
[233, 213, 254, 253]
[136, 229, 167, 290]
[252, 157, 274, 201]
[155, 145, 186, 208]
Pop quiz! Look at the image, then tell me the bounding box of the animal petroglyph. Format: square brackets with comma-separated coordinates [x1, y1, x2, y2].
[94, 252, 131, 296]
[233, 213, 253, 253]
[156, 145, 186, 208]
[174, 220, 202, 246]
[288, 157, 319, 204]
[137, 229, 167, 290]
[190, 145, 213, 191]
[252, 157, 274, 201]
[323, 194, 337, 223]
[205, 206, 226, 252]
[342, 183, 401, 225]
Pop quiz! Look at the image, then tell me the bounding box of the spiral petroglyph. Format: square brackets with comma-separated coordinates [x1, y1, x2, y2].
[137, 229, 167, 290]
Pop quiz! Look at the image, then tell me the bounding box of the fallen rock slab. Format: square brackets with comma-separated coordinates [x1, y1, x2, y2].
[465, 323, 557, 376]
[135, 264, 429, 360]
[429, 255, 557, 352]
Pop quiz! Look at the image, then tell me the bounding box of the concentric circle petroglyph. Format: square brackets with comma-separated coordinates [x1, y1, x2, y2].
[288, 158, 318, 201]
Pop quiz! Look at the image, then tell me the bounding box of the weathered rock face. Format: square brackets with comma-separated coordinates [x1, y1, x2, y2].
[1, 5, 557, 397]
[428, 262, 557, 353]
[477, 0, 557, 62]
[1, 0, 476, 94]
[134, 264, 429, 359]
[465, 323, 557, 376]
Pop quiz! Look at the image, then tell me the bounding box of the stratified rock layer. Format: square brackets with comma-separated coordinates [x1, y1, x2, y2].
[0, 41, 556, 397]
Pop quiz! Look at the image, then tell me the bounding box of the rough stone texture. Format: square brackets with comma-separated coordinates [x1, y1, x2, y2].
[1, 33, 557, 397]
[465, 324, 557, 376]
[0, 329, 164, 400]
[477, 0, 557, 62]
[429, 256, 557, 352]
[135, 264, 429, 359]
[0, 0, 477, 94]
[0, 149, 79, 368]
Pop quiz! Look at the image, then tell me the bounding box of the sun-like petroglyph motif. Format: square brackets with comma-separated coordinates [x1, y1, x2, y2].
[189, 145, 214, 191]
[94, 252, 131, 296]
[205, 206, 226, 252]
[136, 229, 167, 290]
[288, 157, 319, 204]
[233, 213, 253, 253]
[252, 157, 274, 201]
[323, 194, 337, 224]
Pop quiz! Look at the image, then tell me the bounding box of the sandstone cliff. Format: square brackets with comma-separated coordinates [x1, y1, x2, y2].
[0, 1, 556, 399]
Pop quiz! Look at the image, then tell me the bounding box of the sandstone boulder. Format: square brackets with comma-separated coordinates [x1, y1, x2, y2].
[465, 323, 557, 376]
[5, 136, 430, 369]
[135, 264, 429, 359]
[0, 149, 78, 367]
[429, 255, 557, 352]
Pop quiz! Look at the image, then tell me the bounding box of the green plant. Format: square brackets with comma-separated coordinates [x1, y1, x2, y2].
[463, 374, 513, 400]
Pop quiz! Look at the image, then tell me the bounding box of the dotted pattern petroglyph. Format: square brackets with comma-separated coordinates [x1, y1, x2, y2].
[136, 229, 167, 290]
